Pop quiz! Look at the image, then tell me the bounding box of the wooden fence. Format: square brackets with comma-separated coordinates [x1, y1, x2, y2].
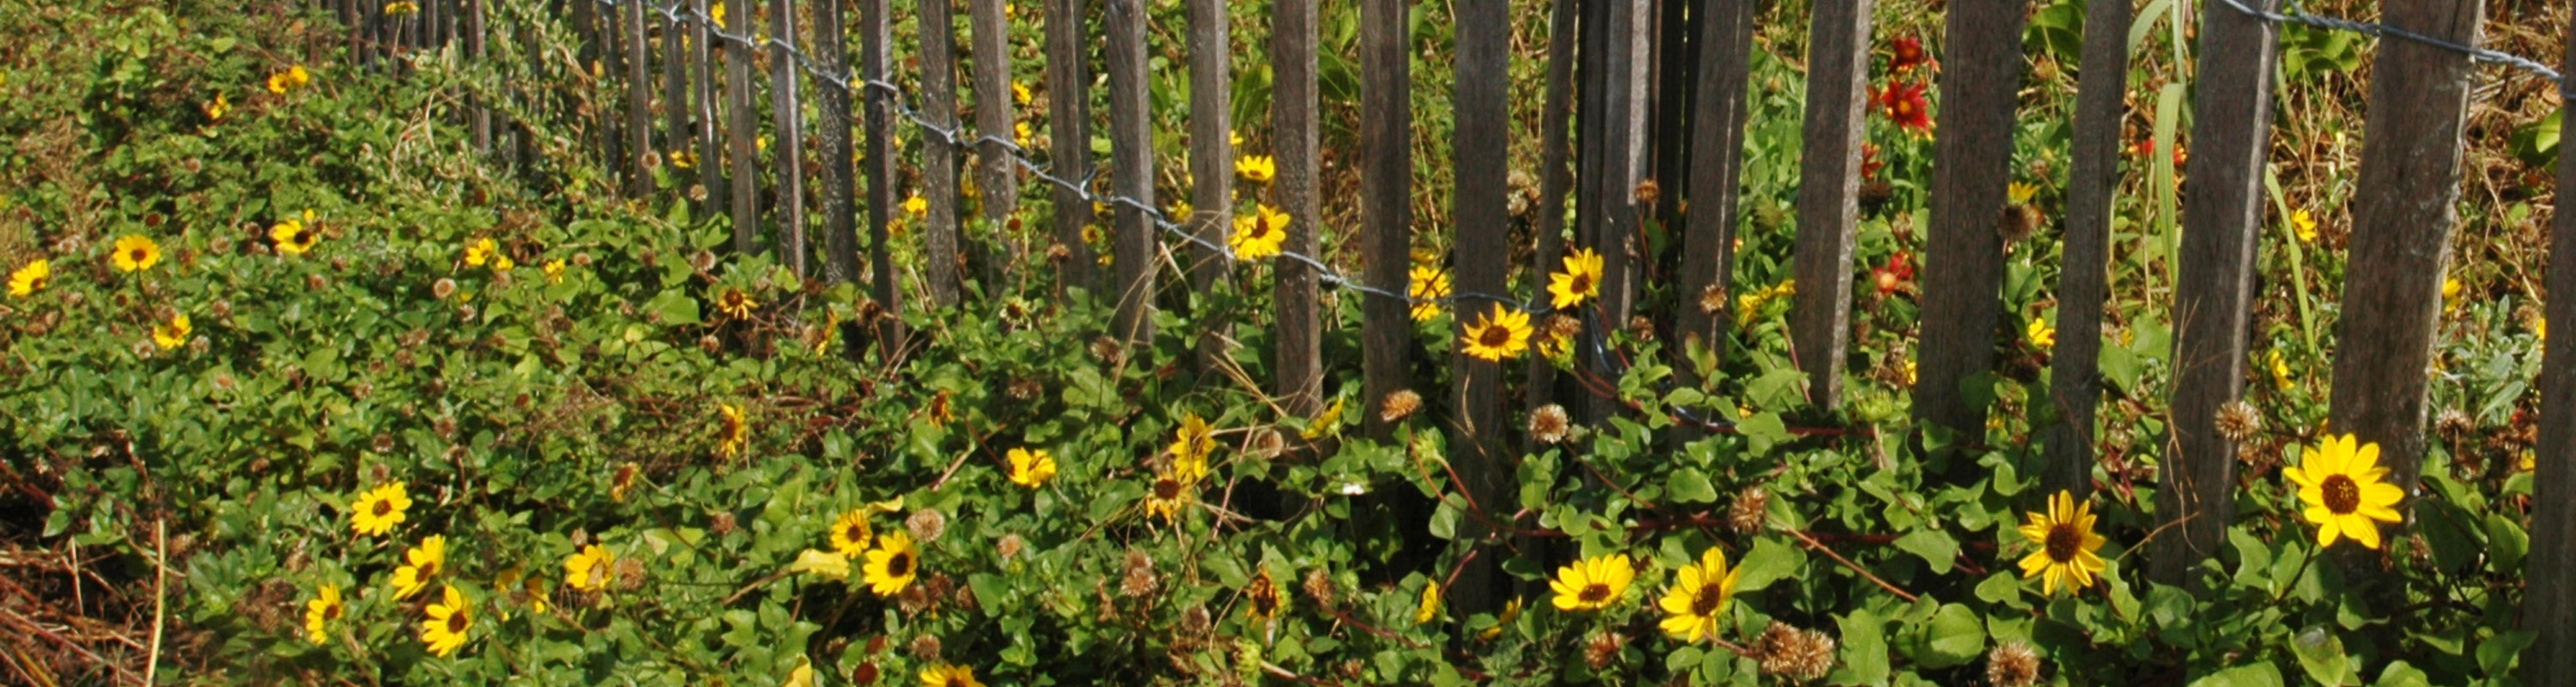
[343, 0, 2571, 678]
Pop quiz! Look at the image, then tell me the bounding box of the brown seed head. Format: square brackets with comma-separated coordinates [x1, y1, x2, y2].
[1698, 283, 1729, 315]
[1755, 622, 1837, 683]
[2214, 400, 2262, 443]
[908, 634, 943, 662]
[2435, 408, 2474, 442]
[1986, 641, 2041, 687]
[1583, 630, 1627, 670]
[1380, 389, 1423, 423]
[1729, 486, 1771, 533]
[1301, 568, 1336, 608]
[997, 533, 1027, 562]
[432, 277, 458, 300]
[906, 508, 947, 543]
[710, 511, 738, 536]
[1529, 404, 1571, 444]
[613, 556, 646, 591]
[1633, 179, 1662, 206]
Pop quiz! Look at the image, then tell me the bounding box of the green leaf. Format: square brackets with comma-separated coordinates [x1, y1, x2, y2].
[2372, 660, 2432, 687]
[1668, 469, 1719, 504]
[1732, 537, 1803, 593]
[646, 288, 702, 325]
[1428, 493, 1465, 540]
[2186, 662, 2286, 687]
[1834, 609, 1890, 685]
[2289, 626, 2356, 687]
[1975, 571, 2026, 608]
[1739, 412, 1792, 453]
[1922, 603, 1986, 668]
[2483, 512, 2529, 571]
[1893, 530, 1959, 575]
[2476, 629, 2536, 677]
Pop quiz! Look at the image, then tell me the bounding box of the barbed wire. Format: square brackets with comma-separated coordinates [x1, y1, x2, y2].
[2219, 0, 2569, 93]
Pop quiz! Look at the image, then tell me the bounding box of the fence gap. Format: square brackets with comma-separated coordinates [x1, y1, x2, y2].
[2039, 0, 2133, 499]
[1273, 0, 1322, 416]
[724, 0, 762, 253]
[861, 0, 908, 352]
[2529, 10, 2576, 678]
[1524, 0, 1576, 438]
[921, 0, 967, 304]
[1787, 0, 1873, 410]
[1186, 0, 1232, 301]
[1674, 0, 1756, 403]
[1357, 0, 1409, 439]
[1913, 0, 2025, 440]
[968, 0, 1018, 273]
[2148, 0, 2281, 588]
[1649, 0, 1692, 240]
[817, 0, 863, 284]
[771, 0, 810, 277]
[1448, 0, 1510, 617]
[1042, 0, 1097, 291]
[1106, 0, 1157, 343]
[625, 0, 653, 198]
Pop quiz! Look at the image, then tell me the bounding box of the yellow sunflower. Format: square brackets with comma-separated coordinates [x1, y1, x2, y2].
[716, 288, 758, 319]
[671, 150, 696, 169]
[349, 482, 410, 537]
[204, 92, 230, 122]
[829, 509, 873, 557]
[152, 313, 192, 350]
[1407, 264, 1450, 322]
[1459, 303, 1534, 362]
[112, 235, 161, 272]
[1243, 567, 1284, 621]
[1546, 248, 1603, 310]
[2014, 489, 2108, 595]
[1013, 81, 1033, 105]
[862, 531, 920, 597]
[1478, 597, 1522, 641]
[1170, 412, 1215, 483]
[903, 193, 928, 216]
[564, 544, 617, 592]
[544, 258, 568, 284]
[1143, 467, 1194, 524]
[464, 238, 498, 267]
[1656, 546, 1742, 643]
[1548, 553, 1633, 611]
[2026, 317, 2056, 350]
[1007, 447, 1057, 488]
[2284, 434, 2406, 550]
[8, 258, 50, 297]
[919, 663, 985, 687]
[1414, 583, 1441, 625]
[392, 535, 448, 600]
[270, 217, 319, 256]
[420, 586, 471, 657]
[2008, 181, 2038, 204]
[1230, 204, 1291, 260]
[1236, 154, 1277, 184]
[303, 583, 343, 645]
[717, 403, 749, 458]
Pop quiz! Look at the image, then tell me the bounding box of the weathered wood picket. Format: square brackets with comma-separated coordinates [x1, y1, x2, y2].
[395, 0, 2575, 676]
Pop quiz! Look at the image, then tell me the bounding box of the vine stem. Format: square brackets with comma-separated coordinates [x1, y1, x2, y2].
[1784, 527, 1920, 602]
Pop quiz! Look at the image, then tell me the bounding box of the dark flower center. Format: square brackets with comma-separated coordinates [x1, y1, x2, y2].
[1253, 587, 1279, 615]
[2321, 474, 2361, 514]
[1251, 218, 1273, 239]
[1156, 477, 1183, 499]
[2044, 523, 2081, 563]
[1479, 324, 1512, 348]
[1578, 583, 1611, 604]
[418, 561, 438, 578]
[446, 608, 468, 631]
[947, 680, 968, 687]
[1571, 273, 1591, 294]
[374, 500, 393, 516]
[1690, 581, 1726, 616]
[325, 602, 343, 620]
[130, 248, 148, 263]
[888, 551, 914, 577]
[846, 524, 866, 542]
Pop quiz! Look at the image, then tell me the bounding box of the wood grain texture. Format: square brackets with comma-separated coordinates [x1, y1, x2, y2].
[1042, 0, 1097, 290]
[1272, 0, 1321, 416]
[921, 0, 965, 304]
[469, 0, 489, 152]
[1914, 0, 2024, 436]
[968, 0, 1018, 265]
[660, 0, 686, 163]
[724, 0, 762, 254]
[1447, 0, 1510, 617]
[769, 0, 808, 275]
[1525, 0, 1575, 431]
[1580, 0, 1647, 423]
[1788, 0, 1873, 408]
[2530, 6, 2576, 677]
[1674, 0, 1755, 392]
[626, 0, 653, 198]
[1358, 0, 1409, 439]
[2148, 0, 2279, 587]
[1185, 0, 1232, 293]
[1106, 0, 1157, 343]
[2039, 0, 2132, 499]
[693, 0, 726, 219]
[816, 0, 861, 284]
[860, 0, 906, 351]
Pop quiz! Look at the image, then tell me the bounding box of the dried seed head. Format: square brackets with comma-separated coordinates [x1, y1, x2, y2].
[1999, 204, 2044, 246]
[1179, 605, 1212, 635]
[1090, 336, 1125, 365]
[1380, 389, 1423, 423]
[2214, 400, 2262, 443]
[1120, 556, 1160, 599]
[1987, 641, 2041, 687]
[908, 634, 943, 662]
[611, 463, 639, 502]
[1754, 623, 1838, 683]
[1529, 404, 1571, 445]
[997, 533, 1027, 562]
[2435, 408, 2474, 442]
[1301, 568, 1336, 608]
[434, 415, 459, 440]
[710, 511, 738, 536]
[1045, 242, 1072, 262]
[1728, 486, 1771, 533]
[432, 277, 459, 300]
[1632, 179, 1662, 206]
[897, 583, 936, 616]
[641, 150, 663, 170]
[906, 508, 947, 543]
[613, 556, 646, 591]
[1008, 378, 1043, 400]
[689, 184, 709, 202]
[1698, 282, 1729, 315]
[1583, 630, 1627, 670]
[1548, 313, 1583, 340]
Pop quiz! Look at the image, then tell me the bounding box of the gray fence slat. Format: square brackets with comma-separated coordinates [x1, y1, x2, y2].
[1914, 0, 2025, 437]
[470, 0, 489, 153]
[771, 0, 809, 276]
[1582, 0, 1647, 423]
[1107, 0, 1157, 342]
[693, 0, 727, 218]
[2040, 0, 2133, 498]
[1787, 0, 1872, 409]
[969, 0, 1018, 266]
[817, 0, 861, 284]
[1357, 0, 1409, 438]
[1273, 0, 1321, 416]
[861, 0, 907, 350]
[1185, 0, 1231, 294]
[1042, 0, 1097, 290]
[724, 0, 762, 253]
[626, 0, 653, 198]
[2148, 0, 2281, 587]
[1524, 0, 1574, 430]
[1674, 0, 1755, 395]
[2530, 5, 2576, 677]
[922, 0, 966, 305]
[662, 1, 688, 176]
[1449, 0, 1509, 617]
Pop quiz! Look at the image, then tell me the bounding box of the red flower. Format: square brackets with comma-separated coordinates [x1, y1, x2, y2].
[1873, 251, 1914, 297]
[1879, 81, 1932, 135]
[1861, 143, 1883, 179]
[1891, 36, 1929, 73]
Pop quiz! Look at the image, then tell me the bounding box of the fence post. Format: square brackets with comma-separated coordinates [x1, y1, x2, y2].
[1573, 0, 1645, 423]
[1449, 0, 1510, 618]
[921, 0, 967, 305]
[816, 0, 862, 284]
[1787, 0, 1873, 410]
[661, 0, 687, 164]
[968, 0, 1018, 266]
[2040, 0, 2133, 499]
[2530, 9, 2576, 678]
[626, 0, 653, 198]
[1184, 0, 1232, 296]
[2148, 0, 2280, 588]
[1649, 0, 1690, 236]
[860, 0, 907, 352]
[1273, 0, 1321, 416]
[1913, 0, 2026, 439]
[1106, 0, 1157, 343]
[1674, 0, 1755, 397]
[1524, 0, 1575, 433]
[1357, 0, 1409, 439]
[724, 0, 762, 253]
[1042, 0, 1097, 289]
[694, 0, 728, 218]
[770, 0, 809, 276]
[469, 0, 489, 153]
